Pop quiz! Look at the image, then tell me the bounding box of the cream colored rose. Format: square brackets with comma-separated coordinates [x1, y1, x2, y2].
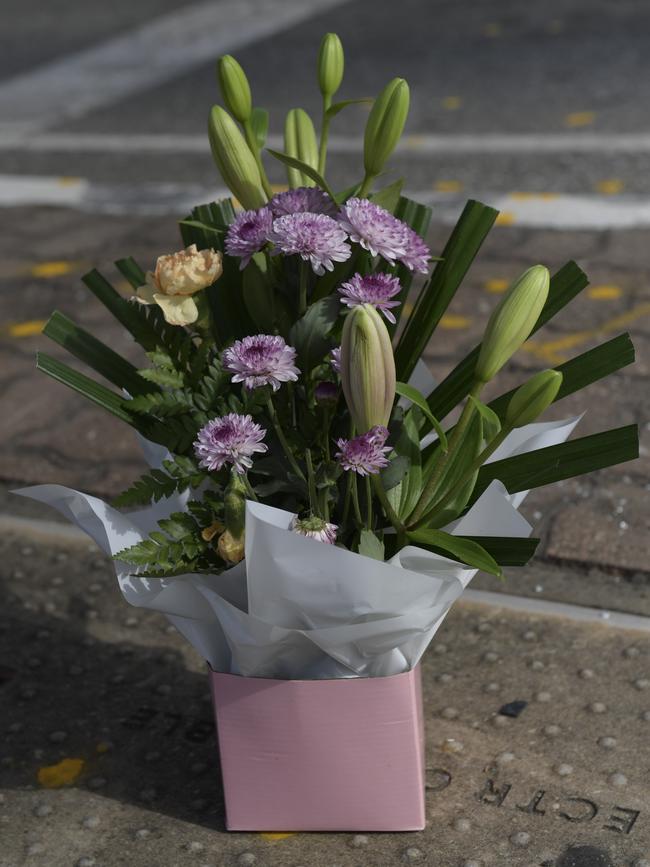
[134, 244, 222, 326]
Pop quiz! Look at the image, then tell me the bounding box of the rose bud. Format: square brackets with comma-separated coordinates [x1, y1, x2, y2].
[363, 77, 410, 178]
[475, 265, 550, 383]
[284, 108, 319, 187]
[134, 244, 222, 326]
[505, 369, 563, 428]
[340, 303, 396, 432]
[208, 105, 267, 209]
[217, 55, 252, 123]
[317, 33, 344, 98]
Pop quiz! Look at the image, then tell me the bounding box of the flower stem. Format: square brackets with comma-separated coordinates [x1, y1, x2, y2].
[350, 474, 363, 525]
[305, 449, 320, 516]
[298, 258, 309, 315]
[266, 398, 305, 482]
[243, 119, 273, 200]
[242, 473, 259, 502]
[407, 382, 483, 527]
[357, 172, 376, 198]
[342, 472, 353, 525]
[318, 94, 332, 175]
[414, 425, 512, 529]
[364, 474, 373, 530]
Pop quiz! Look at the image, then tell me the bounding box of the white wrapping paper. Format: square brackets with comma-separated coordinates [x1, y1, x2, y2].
[15, 415, 580, 679]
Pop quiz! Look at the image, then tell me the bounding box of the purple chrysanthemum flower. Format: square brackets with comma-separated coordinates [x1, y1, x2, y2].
[338, 198, 431, 273]
[224, 207, 273, 269]
[223, 334, 300, 391]
[194, 413, 267, 474]
[335, 425, 391, 476]
[268, 212, 351, 275]
[338, 198, 407, 265]
[270, 187, 338, 218]
[329, 346, 341, 373]
[338, 272, 402, 324]
[290, 514, 338, 545]
[400, 225, 431, 274]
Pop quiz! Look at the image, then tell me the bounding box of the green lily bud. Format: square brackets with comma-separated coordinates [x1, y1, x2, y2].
[505, 369, 563, 428]
[475, 265, 550, 383]
[340, 304, 396, 432]
[318, 33, 344, 98]
[363, 77, 410, 178]
[217, 55, 252, 123]
[208, 105, 267, 209]
[284, 108, 319, 187]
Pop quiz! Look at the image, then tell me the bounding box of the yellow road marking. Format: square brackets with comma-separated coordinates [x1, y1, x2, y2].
[96, 742, 111, 754]
[402, 301, 414, 316]
[495, 211, 515, 226]
[564, 111, 596, 128]
[435, 179, 463, 192]
[57, 176, 83, 186]
[440, 314, 471, 329]
[595, 178, 624, 195]
[261, 832, 296, 841]
[483, 22, 501, 37]
[523, 302, 650, 364]
[7, 319, 47, 338]
[442, 96, 461, 110]
[587, 284, 623, 300]
[484, 278, 509, 294]
[270, 184, 289, 194]
[405, 134, 426, 149]
[31, 260, 81, 278]
[37, 758, 85, 788]
[509, 191, 559, 201]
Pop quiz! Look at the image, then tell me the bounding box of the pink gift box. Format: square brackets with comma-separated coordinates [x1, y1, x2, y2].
[209, 665, 425, 832]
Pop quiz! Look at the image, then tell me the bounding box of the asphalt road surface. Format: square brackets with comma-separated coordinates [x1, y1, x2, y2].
[1, 1, 650, 864]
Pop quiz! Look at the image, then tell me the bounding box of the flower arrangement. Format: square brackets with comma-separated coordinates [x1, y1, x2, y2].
[33, 34, 637, 583]
[24, 31, 640, 834]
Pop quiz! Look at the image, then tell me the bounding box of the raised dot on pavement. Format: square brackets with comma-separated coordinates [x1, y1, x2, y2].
[609, 772, 628, 787]
[510, 831, 531, 847]
[598, 736, 617, 750]
[238, 854, 256, 866]
[404, 847, 424, 862]
[349, 835, 368, 848]
[555, 763, 573, 776]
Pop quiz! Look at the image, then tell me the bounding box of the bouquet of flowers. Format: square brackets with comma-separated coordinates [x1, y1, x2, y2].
[21, 34, 638, 831]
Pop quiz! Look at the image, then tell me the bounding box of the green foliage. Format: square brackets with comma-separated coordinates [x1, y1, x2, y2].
[406, 528, 502, 577]
[114, 508, 224, 576]
[113, 456, 207, 507]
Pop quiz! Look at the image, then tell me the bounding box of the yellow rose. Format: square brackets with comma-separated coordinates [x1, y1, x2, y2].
[134, 244, 222, 326]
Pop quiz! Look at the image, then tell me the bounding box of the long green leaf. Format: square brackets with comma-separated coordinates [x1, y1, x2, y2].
[461, 536, 539, 567]
[115, 257, 146, 290]
[395, 382, 448, 451]
[266, 149, 336, 199]
[394, 199, 498, 379]
[82, 269, 162, 351]
[470, 424, 638, 503]
[426, 260, 589, 423]
[42, 311, 156, 397]
[488, 333, 635, 419]
[407, 528, 502, 576]
[326, 97, 373, 118]
[250, 107, 269, 148]
[36, 353, 137, 426]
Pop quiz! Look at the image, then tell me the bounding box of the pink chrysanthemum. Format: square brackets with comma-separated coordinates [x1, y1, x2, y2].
[194, 413, 267, 474]
[329, 346, 341, 373]
[224, 207, 273, 269]
[270, 187, 338, 218]
[338, 272, 402, 323]
[223, 334, 300, 391]
[335, 425, 391, 476]
[268, 212, 351, 275]
[290, 514, 338, 544]
[338, 197, 431, 273]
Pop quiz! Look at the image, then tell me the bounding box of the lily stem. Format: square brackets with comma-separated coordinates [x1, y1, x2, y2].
[318, 94, 332, 175]
[266, 398, 305, 482]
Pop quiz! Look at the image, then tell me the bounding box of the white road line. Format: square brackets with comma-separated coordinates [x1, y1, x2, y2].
[0, 0, 353, 137]
[3, 174, 650, 229]
[5, 131, 650, 154]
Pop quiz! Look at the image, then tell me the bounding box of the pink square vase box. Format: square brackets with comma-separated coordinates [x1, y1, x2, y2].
[210, 665, 425, 832]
